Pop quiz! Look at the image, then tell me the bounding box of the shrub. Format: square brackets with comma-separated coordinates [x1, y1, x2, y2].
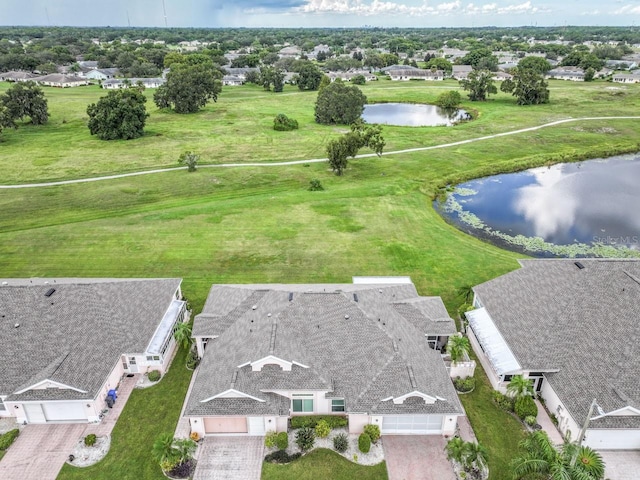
[84, 434, 97, 447]
[436, 90, 462, 109]
[315, 420, 331, 438]
[492, 390, 515, 412]
[515, 395, 538, 420]
[265, 430, 278, 449]
[178, 151, 200, 172]
[265, 450, 301, 464]
[0, 429, 19, 450]
[524, 415, 538, 427]
[290, 415, 348, 429]
[276, 431, 289, 450]
[186, 348, 200, 370]
[333, 433, 349, 453]
[363, 424, 380, 444]
[550, 413, 559, 426]
[273, 113, 299, 131]
[147, 370, 161, 382]
[308, 179, 324, 191]
[351, 74, 366, 85]
[295, 427, 315, 451]
[167, 458, 195, 479]
[454, 376, 476, 393]
[358, 433, 371, 453]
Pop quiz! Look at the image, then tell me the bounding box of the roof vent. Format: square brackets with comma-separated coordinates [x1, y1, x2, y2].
[1, 281, 7, 285]
[14, 323, 20, 328]
[252, 305, 257, 310]
[267, 313, 272, 317]
[574, 261, 585, 269]
[353, 293, 359, 302]
[288, 292, 293, 302]
[44, 288, 56, 297]
[344, 314, 350, 319]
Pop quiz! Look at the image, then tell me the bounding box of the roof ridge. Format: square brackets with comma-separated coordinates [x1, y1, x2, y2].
[353, 352, 398, 404]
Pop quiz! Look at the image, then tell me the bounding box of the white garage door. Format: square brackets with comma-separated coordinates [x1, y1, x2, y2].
[248, 417, 266, 436]
[382, 415, 444, 434]
[42, 402, 87, 422]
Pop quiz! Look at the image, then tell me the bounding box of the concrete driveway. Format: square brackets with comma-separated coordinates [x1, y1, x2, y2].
[383, 436, 456, 480]
[599, 450, 640, 480]
[0, 424, 86, 480]
[194, 436, 264, 480]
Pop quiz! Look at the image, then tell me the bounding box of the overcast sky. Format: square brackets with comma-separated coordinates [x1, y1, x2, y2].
[3, 0, 640, 28]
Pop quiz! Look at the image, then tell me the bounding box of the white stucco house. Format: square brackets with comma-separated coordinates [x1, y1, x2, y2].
[185, 277, 463, 438]
[546, 67, 585, 81]
[387, 68, 444, 81]
[467, 259, 640, 450]
[0, 278, 186, 424]
[31, 74, 90, 88]
[102, 77, 166, 89]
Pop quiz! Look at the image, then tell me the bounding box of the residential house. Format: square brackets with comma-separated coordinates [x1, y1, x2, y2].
[85, 68, 119, 81]
[77, 60, 98, 70]
[467, 259, 640, 450]
[31, 74, 89, 87]
[388, 69, 444, 81]
[278, 46, 302, 58]
[224, 67, 259, 81]
[605, 60, 638, 71]
[328, 70, 377, 82]
[451, 65, 473, 80]
[102, 78, 166, 89]
[0, 278, 186, 424]
[612, 72, 640, 84]
[222, 75, 244, 86]
[493, 71, 513, 81]
[546, 67, 585, 81]
[0, 71, 37, 82]
[185, 277, 463, 438]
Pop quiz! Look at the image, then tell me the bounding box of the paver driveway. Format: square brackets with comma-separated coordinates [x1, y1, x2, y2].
[383, 436, 456, 480]
[193, 436, 264, 480]
[599, 450, 640, 480]
[0, 424, 86, 480]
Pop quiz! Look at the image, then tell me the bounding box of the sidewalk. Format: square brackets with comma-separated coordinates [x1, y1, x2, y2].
[535, 399, 564, 445]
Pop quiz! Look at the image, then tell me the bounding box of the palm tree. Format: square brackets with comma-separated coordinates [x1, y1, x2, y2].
[511, 431, 605, 480]
[173, 438, 197, 465]
[506, 374, 533, 399]
[173, 322, 193, 350]
[152, 432, 179, 467]
[445, 437, 466, 464]
[448, 334, 471, 364]
[464, 441, 489, 473]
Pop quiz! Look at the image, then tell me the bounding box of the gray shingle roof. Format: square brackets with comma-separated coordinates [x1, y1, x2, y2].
[473, 259, 640, 430]
[0, 278, 182, 402]
[185, 283, 462, 417]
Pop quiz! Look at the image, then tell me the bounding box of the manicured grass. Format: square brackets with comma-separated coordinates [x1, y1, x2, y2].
[261, 448, 388, 480]
[459, 359, 526, 480]
[57, 347, 193, 480]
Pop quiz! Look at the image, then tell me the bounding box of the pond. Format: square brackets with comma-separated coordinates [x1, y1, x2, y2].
[361, 103, 469, 127]
[435, 154, 640, 258]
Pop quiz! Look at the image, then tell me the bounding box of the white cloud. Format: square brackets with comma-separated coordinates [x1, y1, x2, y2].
[295, 0, 542, 16]
[613, 4, 640, 14]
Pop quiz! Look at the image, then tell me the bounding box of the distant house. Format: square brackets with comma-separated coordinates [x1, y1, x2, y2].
[223, 67, 258, 81]
[605, 59, 638, 71]
[222, 75, 244, 86]
[85, 68, 119, 81]
[467, 259, 640, 450]
[184, 277, 463, 438]
[31, 74, 89, 88]
[278, 46, 302, 58]
[0, 71, 37, 82]
[102, 77, 166, 89]
[492, 71, 513, 81]
[388, 69, 444, 81]
[451, 65, 473, 80]
[612, 72, 640, 84]
[0, 278, 186, 425]
[328, 70, 377, 82]
[595, 67, 613, 79]
[77, 60, 98, 70]
[546, 67, 585, 81]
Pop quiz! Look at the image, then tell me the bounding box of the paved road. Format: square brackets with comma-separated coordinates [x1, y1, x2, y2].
[1, 116, 638, 189]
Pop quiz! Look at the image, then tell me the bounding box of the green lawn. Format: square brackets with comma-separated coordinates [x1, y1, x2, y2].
[262, 448, 388, 480]
[0, 80, 637, 479]
[57, 348, 193, 480]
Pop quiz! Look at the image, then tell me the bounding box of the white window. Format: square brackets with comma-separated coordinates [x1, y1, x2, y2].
[0, 397, 5, 411]
[331, 399, 345, 412]
[292, 394, 314, 413]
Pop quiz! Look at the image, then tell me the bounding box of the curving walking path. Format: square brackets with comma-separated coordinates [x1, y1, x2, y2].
[1, 116, 638, 189]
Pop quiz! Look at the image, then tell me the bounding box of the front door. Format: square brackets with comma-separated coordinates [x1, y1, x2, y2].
[129, 356, 138, 373]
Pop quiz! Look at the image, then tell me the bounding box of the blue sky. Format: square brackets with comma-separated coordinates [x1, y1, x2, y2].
[3, 0, 640, 28]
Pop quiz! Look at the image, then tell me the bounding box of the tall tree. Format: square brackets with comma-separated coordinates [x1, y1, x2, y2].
[315, 81, 367, 125]
[459, 70, 497, 101]
[506, 374, 533, 399]
[326, 121, 385, 175]
[87, 88, 148, 140]
[517, 56, 552, 74]
[0, 81, 49, 125]
[296, 61, 324, 91]
[501, 68, 550, 105]
[154, 63, 222, 114]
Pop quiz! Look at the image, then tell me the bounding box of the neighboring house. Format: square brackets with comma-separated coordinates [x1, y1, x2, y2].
[612, 72, 640, 84]
[546, 67, 585, 81]
[224, 67, 258, 81]
[102, 77, 166, 89]
[595, 67, 613, 79]
[388, 69, 444, 81]
[0, 278, 186, 424]
[278, 46, 302, 58]
[222, 75, 244, 86]
[0, 71, 37, 82]
[77, 60, 98, 70]
[467, 259, 640, 450]
[31, 74, 90, 87]
[185, 277, 463, 438]
[85, 68, 119, 80]
[493, 71, 513, 81]
[452, 65, 473, 80]
[605, 60, 638, 71]
[328, 70, 377, 82]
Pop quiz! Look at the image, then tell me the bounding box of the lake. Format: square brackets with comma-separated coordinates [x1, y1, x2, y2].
[362, 103, 469, 127]
[436, 154, 640, 257]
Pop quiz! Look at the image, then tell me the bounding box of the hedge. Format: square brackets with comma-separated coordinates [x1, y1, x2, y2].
[0, 429, 20, 450]
[290, 415, 348, 429]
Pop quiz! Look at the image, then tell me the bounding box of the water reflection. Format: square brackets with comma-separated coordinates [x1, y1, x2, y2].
[362, 103, 469, 127]
[436, 154, 640, 257]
